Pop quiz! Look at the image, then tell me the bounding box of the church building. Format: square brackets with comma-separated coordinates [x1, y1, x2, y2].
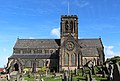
[7, 15, 105, 73]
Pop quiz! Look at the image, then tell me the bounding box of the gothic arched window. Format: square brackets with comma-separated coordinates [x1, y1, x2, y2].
[25, 60, 31, 67]
[71, 53, 76, 65]
[65, 21, 69, 32]
[70, 21, 73, 33]
[64, 53, 69, 65]
[39, 60, 44, 67]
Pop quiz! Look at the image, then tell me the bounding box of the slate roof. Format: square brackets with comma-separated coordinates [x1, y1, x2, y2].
[9, 54, 58, 59]
[81, 48, 99, 57]
[13, 38, 103, 57]
[78, 38, 103, 48]
[14, 38, 103, 49]
[14, 39, 60, 49]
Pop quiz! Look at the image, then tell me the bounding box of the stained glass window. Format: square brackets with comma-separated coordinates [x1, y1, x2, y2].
[64, 53, 69, 65]
[71, 53, 76, 65]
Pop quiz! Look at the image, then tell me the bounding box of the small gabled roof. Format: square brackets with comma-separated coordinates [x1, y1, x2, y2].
[14, 39, 60, 49]
[79, 38, 103, 48]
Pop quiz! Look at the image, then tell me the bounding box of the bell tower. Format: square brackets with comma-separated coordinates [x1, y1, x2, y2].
[59, 15, 79, 71]
[60, 15, 78, 43]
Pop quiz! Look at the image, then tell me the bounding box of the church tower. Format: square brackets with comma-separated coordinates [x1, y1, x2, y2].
[59, 15, 79, 71]
[60, 15, 78, 43]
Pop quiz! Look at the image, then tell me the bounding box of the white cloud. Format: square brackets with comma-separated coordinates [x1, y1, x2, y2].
[80, 2, 90, 8]
[29, 37, 35, 39]
[50, 28, 60, 38]
[104, 45, 120, 59]
[3, 48, 7, 53]
[0, 57, 8, 67]
[74, 0, 90, 8]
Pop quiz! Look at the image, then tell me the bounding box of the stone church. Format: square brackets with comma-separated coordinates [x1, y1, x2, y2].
[7, 15, 105, 73]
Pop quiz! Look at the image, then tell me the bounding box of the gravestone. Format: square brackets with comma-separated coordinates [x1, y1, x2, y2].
[71, 74, 73, 81]
[81, 68, 84, 76]
[63, 72, 67, 81]
[102, 71, 105, 78]
[41, 78, 44, 81]
[74, 68, 77, 76]
[113, 63, 120, 81]
[89, 70, 92, 81]
[85, 70, 92, 81]
[17, 74, 20, 81]
[86, 74, 89, 81]
[46, 70, 47, 76]
[91, 65, 95, 75]
[85, 70, 89, 81]
[62, 74, 64, 81]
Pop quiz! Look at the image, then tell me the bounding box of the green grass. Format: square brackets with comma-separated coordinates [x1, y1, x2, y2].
[42, 76, 61, 81]
[23, 73, 86, 81]
[22, 65, 109, 81]
[92, 75, 107, 81]
[24, 77, 34, 81]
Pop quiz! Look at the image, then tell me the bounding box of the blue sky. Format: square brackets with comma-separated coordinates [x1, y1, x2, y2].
[0, 0, 120, 67]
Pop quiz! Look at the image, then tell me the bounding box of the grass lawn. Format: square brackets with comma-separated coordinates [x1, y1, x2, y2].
[92, 75, 107, 81]
[23, 74, 108, 81]
[24, 73, 86, 81]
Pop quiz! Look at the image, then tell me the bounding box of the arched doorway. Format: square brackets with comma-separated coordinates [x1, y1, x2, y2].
[14, 63, 19, 71]
[32, 62, 36, 73]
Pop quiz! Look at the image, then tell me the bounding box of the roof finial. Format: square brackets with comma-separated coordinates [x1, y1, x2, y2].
[68, 0, 70, 15]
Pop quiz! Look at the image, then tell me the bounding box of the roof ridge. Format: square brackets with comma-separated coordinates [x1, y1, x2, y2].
[18, 38, 60, 40]
[78, 38, 99, 40]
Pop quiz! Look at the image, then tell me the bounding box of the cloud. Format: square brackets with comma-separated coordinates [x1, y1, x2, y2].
[50, 28, 60, 38]
[104, 45, 120, 59]
[3, 48, 7, 53]
[74, 0, 90, 8]
[0, 57, 8, 67]
[28, 37, 35, 39]
[80, 1, 90, 8]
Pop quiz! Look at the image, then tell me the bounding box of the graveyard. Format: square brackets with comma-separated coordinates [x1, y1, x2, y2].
[1, 56, 119, 81]
[0, 57, 120, 81]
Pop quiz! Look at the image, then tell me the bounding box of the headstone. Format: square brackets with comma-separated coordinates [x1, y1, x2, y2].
[102, 71, 105, 78]
[46, 70, 47, 76]
[74, 68, 77, 76]
[77, 78, 80, 81]
[17, 74, 20, 81]
[41, 78, 44, 81]
[68, 76, 70, 81]
[71, 74, 73, 81]
[86, 74, 89, 81]
[64, 72, 67, 81]
[89, 71, 92, 81]
[81, 68, 84, 76]
[53, 70, 56, 77]
[113, 63, 120, 81]
[62, 74, 64, 81]
[107, 73, 110, 81]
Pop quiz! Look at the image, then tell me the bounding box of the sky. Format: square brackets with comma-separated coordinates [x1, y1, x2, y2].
[0, 0, 120, 67]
